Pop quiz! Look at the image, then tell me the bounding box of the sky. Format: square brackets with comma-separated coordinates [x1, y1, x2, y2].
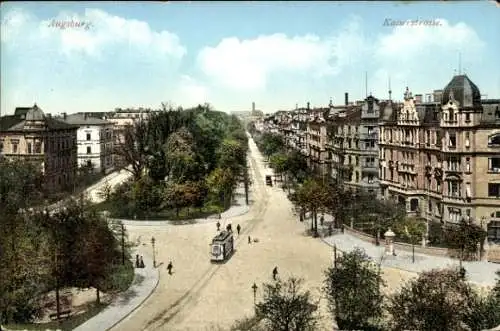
[1, 1, 499, 115]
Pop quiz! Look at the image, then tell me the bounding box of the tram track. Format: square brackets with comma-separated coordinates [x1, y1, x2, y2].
[145, 138, 271, 330]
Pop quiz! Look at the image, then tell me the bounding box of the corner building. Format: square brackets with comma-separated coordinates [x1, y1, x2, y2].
[379, 75, 500, 243]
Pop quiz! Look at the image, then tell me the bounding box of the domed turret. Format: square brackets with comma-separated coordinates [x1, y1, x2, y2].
[442, 74, 481, 108]
[25, 104, 45, 121]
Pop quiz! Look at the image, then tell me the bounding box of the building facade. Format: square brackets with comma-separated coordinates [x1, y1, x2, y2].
[61, 113, 114, 174]
[378, 75, 500, 243]
[0, 104, 78, 192]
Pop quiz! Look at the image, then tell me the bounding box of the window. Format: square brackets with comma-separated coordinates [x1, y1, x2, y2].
[489, 134, 500, 146]
[449, 208, 461, 223]
[12, 143, 18, 153]
[449, 181, 460, 197]
[466, 158, 471, 172]
[356, 156, 359, 166]
[367, 126, 375, 135]
[86, 133, 91, 140]
[367, 175, 374, 184]
[426, 130, 430, 146]
[448, 132, 456, 148]
[355, 171, 359, 182]
[465, 132, 470, 148]
[489, 183, 500, 197]
[489, 158, 500, 172]
[27, 142, 32, 154]
[437, 180, 441, 192]
[466, 183, 471, 198]
[87, 146, 91, 154]
[0, 142, 3, 153]
[428, 200, 432, 212]
[448, 157, 460, 171]
[465, 113, 471, 122]
[34, 142, 42, 154]
[410, 199, 419, 212]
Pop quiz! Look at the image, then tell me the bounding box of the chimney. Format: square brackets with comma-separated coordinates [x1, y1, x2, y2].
[415, 94, 423, 104]
[307, 102, 310, 110]
[63, 112, 67, 120]
[345, 92, 349, 106]
[84, 113, 88, 120]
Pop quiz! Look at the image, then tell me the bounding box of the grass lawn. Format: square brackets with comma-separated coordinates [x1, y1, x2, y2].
[93, 201, 225, 221]
[3, 260, 135, 331]
[4, 303, 107, 331]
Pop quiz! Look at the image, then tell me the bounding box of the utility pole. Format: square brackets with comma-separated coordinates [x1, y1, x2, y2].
[121, 223, 125, 265]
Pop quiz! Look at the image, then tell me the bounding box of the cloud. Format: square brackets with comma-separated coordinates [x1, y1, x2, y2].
[1, 8, 186, 59]
[369, 19, 486, 98]
[197, 16, 368, 91]
[176, 75, 209, 106]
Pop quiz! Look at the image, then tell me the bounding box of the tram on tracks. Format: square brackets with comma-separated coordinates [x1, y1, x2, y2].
[210, 230, 234, 262]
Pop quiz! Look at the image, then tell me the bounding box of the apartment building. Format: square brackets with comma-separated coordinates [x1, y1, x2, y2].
[0, 104, 78, 192]
[60, 113, 114, 174]
[325, 106, 362, 189]
[306, 107, 328, 176]
[378, 74, 500, 243]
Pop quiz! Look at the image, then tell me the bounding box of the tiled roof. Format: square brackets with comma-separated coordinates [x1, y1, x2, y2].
[62, 114, 112, 125]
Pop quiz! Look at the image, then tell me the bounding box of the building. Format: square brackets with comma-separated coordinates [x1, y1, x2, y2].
[325, 106, 362, 189]
[0, 104, 78, 192]
[60, 113, 114, 174]
[378, 74, 500, 244]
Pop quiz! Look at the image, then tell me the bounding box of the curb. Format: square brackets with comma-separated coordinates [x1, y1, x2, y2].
[117, 205, 251, 227]
[104, 253, 160, 331]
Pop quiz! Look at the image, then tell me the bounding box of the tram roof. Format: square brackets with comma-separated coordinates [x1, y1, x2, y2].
[212, 231, 233, 242]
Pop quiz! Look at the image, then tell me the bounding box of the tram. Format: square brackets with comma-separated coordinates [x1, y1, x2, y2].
[210, 230, 234, 262]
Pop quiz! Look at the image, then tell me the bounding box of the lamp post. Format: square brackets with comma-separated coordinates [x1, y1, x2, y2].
[333, 244, 337, 269]
[151, 237, 156, 268]
[251, 282, 258, 311]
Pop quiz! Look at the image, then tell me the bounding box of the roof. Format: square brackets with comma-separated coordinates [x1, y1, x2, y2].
[62, 113, 112, 126]
[0, 104, 78, 132]
[442, 74, 481, 108]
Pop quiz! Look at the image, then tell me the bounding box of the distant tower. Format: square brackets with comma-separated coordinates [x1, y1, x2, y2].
[252, 102, 255, 113]
[388, 76, 392, 101]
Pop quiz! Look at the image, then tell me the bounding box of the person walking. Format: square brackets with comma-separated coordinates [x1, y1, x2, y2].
[226, 223, 232, 232]
[135, 254, 140, 268]
[248, 235, 251, 244]
[167, 261, 173, 275]
[216, 221, 221, 231]
[236, 224, 241, 235]
[272, 266, 278, 280]
[139, 256, 145, 268]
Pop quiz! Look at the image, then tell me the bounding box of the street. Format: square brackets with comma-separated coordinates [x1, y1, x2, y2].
[108, 137, 415, 331]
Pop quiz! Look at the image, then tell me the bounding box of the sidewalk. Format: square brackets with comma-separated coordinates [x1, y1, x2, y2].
[321, 232, 500, 287]
[115, 185, 250, 227]
[296, 213, 499, 287]
[73, 252, 159, 331]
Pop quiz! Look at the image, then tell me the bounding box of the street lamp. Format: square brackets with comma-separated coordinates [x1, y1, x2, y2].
[251, 282, 258, 311]
[151, 237, 156, 268]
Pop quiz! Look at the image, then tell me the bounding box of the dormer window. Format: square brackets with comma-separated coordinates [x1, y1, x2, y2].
[448, 108, 455, 121]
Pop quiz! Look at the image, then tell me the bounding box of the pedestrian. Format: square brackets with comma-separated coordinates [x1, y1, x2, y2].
[218, 213, 221, 219]
[248, 235, 251, 244]
[320, 214, 325, 226]
[272, 266, 278, 280]
[216, 221, 221, 231]
[167, 261, 173, 275]
[139, 256, 145, 268]
[135, 254, 140, 268]
[236, 224, 241, 235]
[226, 223, 232, 232]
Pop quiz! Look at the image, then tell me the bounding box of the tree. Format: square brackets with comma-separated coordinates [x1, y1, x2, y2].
[206, 167, 237, 209]
[323, 248, 385, 330]
[387, 268, 482, 331]
[444, 217, 487, 263]
[290, 178, 330, 236]
[258, 133, 285, 160]
[113, 119, 150, 181]
[163, 127, 202, 183]
[255, 277, 319, 331]
[394, 217, 427, 263]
